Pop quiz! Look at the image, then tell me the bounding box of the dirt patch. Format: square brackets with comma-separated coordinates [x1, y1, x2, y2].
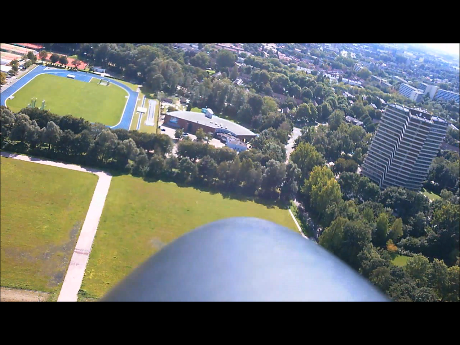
[1, 287, 50, 302]
[150, 238, 166, 250]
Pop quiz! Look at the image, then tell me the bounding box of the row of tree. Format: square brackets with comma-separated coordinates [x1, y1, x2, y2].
[1, 107, 300, 206]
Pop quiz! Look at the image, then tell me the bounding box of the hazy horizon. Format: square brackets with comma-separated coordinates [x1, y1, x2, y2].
[419, 43, 459, 58]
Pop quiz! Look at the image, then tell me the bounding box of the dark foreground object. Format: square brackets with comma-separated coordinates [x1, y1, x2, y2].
[101, 217, 389, 301]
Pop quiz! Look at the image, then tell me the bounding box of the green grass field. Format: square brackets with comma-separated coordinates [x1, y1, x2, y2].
[392, 254, 410, 267]
[80, 175, 298, 298]
[0, 157, 98, 294]
[421, 188, 441, 202]
[6, 74, 127, 126]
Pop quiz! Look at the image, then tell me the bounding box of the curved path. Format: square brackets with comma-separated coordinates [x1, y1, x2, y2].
[0, 65, 138, 130]
[1, 151, 112, 302]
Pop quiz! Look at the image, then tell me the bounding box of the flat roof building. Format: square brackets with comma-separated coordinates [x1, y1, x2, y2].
[419, 82, 439, 100]
[434, 88, 459, 104]
[164, 110, 256, 142]
[361, 104, 448, 191]
[399, 83, 424, 103]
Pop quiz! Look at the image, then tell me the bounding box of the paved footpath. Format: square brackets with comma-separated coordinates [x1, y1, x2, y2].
[1, 152, 112, 302]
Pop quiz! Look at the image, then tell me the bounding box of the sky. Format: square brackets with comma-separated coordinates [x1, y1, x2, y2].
[420, 43, 459, 57]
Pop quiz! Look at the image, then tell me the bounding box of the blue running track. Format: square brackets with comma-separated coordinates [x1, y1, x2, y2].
[1, 65, 138, 130]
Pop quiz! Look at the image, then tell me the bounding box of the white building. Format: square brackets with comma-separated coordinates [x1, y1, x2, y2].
[225, 136, 248, 152]
[1, 65, 12, 73]
[362, 104, 448, 191]
[418, 82, 439, 100]
[399, 83, 424, 102]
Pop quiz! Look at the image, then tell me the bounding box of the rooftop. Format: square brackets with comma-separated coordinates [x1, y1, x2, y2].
[167, 111, 256, 137]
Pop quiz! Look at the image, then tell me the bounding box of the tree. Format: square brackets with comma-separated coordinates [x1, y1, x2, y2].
[280, 162, 300, 202]
[369, 266, 392, 292]
[216, 49, 236, 70]
[290, 142, 325, 183]
[237, 103, 253, 123]
[41, 121, 63, 151]
[358, 243, 390, 279]
[195, 128, 206, 141]
[175, 128, 183, 139]
[404, 254, 431, 287]
[261, 96, 278, 115]
[430, 201, 460, 266]
[294, 103, 312, 123]
[374, 213, 389, 247]
[332, 158, 358, 174]
[146, 154, 165, 178]
[197, 155, 218, 183]
[314, 84, 324, 99]
[328, 109, 345, 131]
[49, 53, 59, 64]
[190, 52, 210, 69]
[132, 150, 149, 176]
[230, 65, 238, 81]
[0, 72, 6, 85]
[247, 94, 264, 116]
[149, 74, 165, 92]
[389, 218, 403, 242]
[363, 207, 374, 223]
[341, 220, 373, 269]
[318, 102, 332, 123]
[39, 50, 48, 61]
[59, 55, 68, 65]
[260, 159, 286, 198]
[27, 51, 37, 62]
[301, 165, 342, 224]
[179, 157, 198, 182]
[319, 216, 347, 255]
[357, 68, 372, 80]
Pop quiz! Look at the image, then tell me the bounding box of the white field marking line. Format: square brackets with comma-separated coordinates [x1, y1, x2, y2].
[109, 80, 138, 129]
[288, 209, 309, 240]
[136, 110, 143, 130]
[89, 77, 95, 83]
[145, 99, 157, 126]
[136, 95, 147, 130]
[0, 151, 112, 302]
[3, 72, 44, 106]
[129, 94, 141, 130]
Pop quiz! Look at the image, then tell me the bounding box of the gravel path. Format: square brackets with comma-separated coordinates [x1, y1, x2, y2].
[285, 127, 302, 163]
[0, 287, 50, 302]
[1, 151, 112, 302]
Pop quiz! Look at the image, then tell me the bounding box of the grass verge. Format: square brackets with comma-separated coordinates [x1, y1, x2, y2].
[1, 156, 98, 293]
[80, 176, 298, 298]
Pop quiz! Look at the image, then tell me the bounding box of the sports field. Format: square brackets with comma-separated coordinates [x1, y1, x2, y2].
[0, 157, 98, 294]
[80, 175, 298, 298]
[5, 74, 128, 126]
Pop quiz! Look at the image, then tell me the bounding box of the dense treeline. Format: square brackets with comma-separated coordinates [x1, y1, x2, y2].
[1, 106, 298, 205]
[290, 115, 459, 301]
